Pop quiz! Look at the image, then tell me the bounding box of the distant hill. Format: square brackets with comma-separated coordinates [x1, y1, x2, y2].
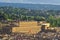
[0, 2, 60, 10]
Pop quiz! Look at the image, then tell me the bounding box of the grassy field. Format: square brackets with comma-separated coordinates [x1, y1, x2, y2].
[12, 21, 41, 34]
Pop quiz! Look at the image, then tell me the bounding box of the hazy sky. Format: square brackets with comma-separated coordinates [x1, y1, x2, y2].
[0, 0, 60, 5]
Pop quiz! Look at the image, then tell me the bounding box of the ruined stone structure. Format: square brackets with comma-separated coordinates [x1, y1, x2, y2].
[12, 21, 50, 34]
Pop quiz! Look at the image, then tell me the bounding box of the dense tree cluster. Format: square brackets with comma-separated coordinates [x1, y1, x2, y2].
[0, 7, 60, 27]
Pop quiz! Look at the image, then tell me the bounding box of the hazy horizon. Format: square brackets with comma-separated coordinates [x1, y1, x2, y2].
[0, 0, 60, 5]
